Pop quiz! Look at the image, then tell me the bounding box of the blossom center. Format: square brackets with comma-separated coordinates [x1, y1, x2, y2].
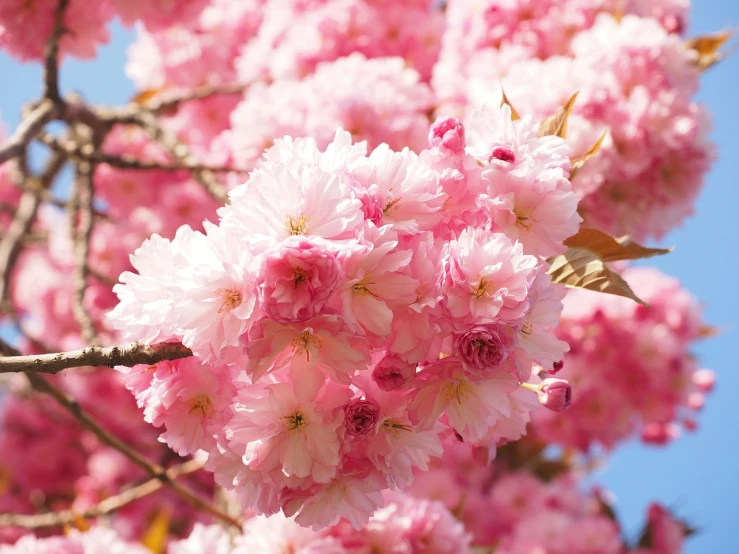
[383, 197, 402, 215]
[520, 321, 533, 336]
[216, 288, 242, 313]
[293, 267, 310, 288]
[472, 277, 494, 298]
[188, 394, 214, 422]
[283, 411, 307, 431]
[381, 418, 412, 438]
[291, 331, 321, 361]
[514, 208, 533, 230]
[442, 378, 475, 404]
[286, 213, 307, 235]
[352, 274, 377, 296]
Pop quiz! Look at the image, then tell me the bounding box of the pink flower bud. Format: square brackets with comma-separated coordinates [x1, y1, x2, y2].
[372, 354, 416, 391]
[641, 422, 681, 445]
[489, 146, 516, 163]
[537, 378, 572, 412]
[692, 368, 715, 393]
[343, 399, 380, 437]
[453, 325, 510, 372]
[429, 116, 465, 153]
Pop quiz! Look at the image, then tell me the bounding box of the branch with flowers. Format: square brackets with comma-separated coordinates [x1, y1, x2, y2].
[0, 0, 730, 552]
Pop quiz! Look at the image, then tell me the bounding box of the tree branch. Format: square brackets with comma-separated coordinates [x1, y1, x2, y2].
[38, 132, 245, 173]
[19, 370, 242, 528]
[0, 459, 202, 529]
[0, 341, 192, 374]
[133, 112, 229, 202]
[137, 82, 248, 113]
[0, 100, 57, 166]
[70, 152, 98, 344]
[44, 0, 71, 102]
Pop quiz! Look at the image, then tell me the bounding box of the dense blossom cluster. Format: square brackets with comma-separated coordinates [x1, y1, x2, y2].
[533, 267, 714, 451]
[0, 0, 722, 551]
[435, 3, 713, 241]
[108, 108, 581, 528]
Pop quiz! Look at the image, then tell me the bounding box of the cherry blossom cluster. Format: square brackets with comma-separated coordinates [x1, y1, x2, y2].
[108, 104, 582, 529]
[0, 0, 214, 60]
[125, 0, 443, 91]
[0, 0, 723, 550]
[532, 267, 715, 452]
[435, 1, 713, 241]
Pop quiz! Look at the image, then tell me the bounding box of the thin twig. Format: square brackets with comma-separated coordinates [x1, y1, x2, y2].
[134, 112, 229, 202]
[0, 459, 202, 529]
[38, 132, 244, 173]
[43, 0, 70, 102]
[0, 191, 42, 306]
[0, 341, 192, 374]
[138, 82, 248, 113]
[0, 101, 57, 166]
[70, 152, 98, 344]
[18, 369, 241, 528]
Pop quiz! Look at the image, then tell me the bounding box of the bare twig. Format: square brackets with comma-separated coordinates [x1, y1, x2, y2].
[18, 369, 241, 528]
[70, 152, 98, 344]
[0, 100, 57, 166]
[38, 132, 244, 173]
[0, 191, 42, 306]
[134, 112, 229, 202]
[0, 459, 202, 529]
[44, 0, 71, 101]
[138, 82, 248, 113]
[0, 341, 192, 374]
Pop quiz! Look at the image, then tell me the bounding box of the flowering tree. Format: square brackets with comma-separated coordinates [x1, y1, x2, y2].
[0, 0, 727, 552]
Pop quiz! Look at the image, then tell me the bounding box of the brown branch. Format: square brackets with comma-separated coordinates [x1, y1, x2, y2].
[0, 341, 192, 374]
[70, 153, 98, 344]
[0, 101, 57, 166]
[19, 370, 242, 528]
[44, 0, 70, 101]
[139, 82, 248, 113]
[0, 459, 202, 529]
[134, 112, 229, 202]
[0, 191, 41, 306]
[38, 132, 244, 173]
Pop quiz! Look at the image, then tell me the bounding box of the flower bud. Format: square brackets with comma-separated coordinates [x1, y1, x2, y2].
[429, 116, 465, 153]
[343, 399, 380, 437]
[453, 325, 510, 372]
[372, 354, 416, 391]
[489, 146, 516, 163]
[537, 378, 572, 412]
[641, 422, 680, 445]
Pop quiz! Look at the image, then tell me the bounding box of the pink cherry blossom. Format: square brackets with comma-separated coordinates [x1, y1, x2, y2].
[256, 236, 342, 323]
[442, 227, 538, 327]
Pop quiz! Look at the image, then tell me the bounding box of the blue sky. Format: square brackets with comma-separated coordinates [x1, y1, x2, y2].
[1, 4, 738, 552]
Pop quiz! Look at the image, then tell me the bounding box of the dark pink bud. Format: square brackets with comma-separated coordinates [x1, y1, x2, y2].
[372, 355, 416, 391]
[343, 399, 380, 437]
[453, 325, 510, 372]
[537, 378, 572, 412]
[429, 116, 466, 153]
[662, 14, 684, 35]
[541, 359, 564, 375]
[489, 146, 516, 163]
[692, 368, 715, 393]
[641, 422, 679, 445]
